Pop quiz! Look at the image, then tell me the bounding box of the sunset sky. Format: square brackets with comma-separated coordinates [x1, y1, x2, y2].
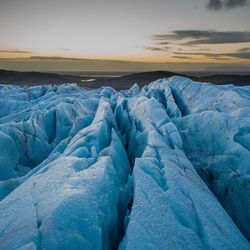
[0, 0, 250, 72]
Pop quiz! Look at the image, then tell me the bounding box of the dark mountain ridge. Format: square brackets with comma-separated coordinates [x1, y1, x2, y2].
[0, 69, 249, 90]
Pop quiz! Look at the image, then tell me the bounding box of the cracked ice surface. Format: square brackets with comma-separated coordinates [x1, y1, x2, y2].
[0, 77, 249, 249]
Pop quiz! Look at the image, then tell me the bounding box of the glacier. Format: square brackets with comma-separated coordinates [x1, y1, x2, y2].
[0, 76, 249, 249]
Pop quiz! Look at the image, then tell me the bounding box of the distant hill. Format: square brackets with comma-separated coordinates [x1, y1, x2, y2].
[0, 69, 249, 89]
[193, 74, 250, 86]
[0, 70, 83, 86]
[83, 71, 187, 89]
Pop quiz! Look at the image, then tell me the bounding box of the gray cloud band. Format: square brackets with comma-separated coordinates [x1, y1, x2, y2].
[207, 0, 248, 11]
[152, 30, 250, 45]
[143, 30, 250, 60]
[0, 50, 32, 54]
[174, 51, 250, 59]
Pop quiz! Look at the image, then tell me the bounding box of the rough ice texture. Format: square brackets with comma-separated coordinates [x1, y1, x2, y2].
[0, 77, 249, 249]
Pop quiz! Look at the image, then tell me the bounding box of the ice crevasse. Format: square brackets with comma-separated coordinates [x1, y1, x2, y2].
[0, 76, 249, 249]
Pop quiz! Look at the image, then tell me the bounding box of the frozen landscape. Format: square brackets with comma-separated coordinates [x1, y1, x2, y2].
[0, 76, 249, 249]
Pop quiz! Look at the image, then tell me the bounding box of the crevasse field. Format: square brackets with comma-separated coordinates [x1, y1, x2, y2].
[0, 76, 249, 249]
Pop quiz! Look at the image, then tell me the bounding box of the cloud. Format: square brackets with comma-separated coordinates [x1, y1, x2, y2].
[206, 0, 248, 11]
[29, 56, 82, 60]
[174, 52, 224, 59]
[152, 30, 250, 45]
[174, 51, 250, 59]
[0, 49, 32, 54]
[172, 56, 192, 59]
[228, 52, 250, 59]
[156, 41, 171, 46]
[142, 46, 169, 52]
[0, 56, 155, 64]
[143, 30, 250, 61]
[0, 56, 96, 61]
[225, 0, 248, 9]
[207, 0, 223, 10]
[238, 47, 250, 52]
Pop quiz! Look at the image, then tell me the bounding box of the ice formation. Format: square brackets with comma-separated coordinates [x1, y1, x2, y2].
[0, 76, 249, 249]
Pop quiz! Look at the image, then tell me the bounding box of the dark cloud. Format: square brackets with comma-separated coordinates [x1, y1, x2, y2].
[0, 49, 31, 54]
[174, 51, 250, 59]
[1, 56, 155, 64]
[191, 48, 212, 51]
[0, 56, 85, 61]
[156, 41, 171, 46]
[209, 57, 235, 60]
[143, 30, 250, 61]
[29, 56, 84, 61]
[142, 46, 169, 52]
[172, 56, 192, 59]
[207, 0, 223, 10]
[238, 47, 250, 52]
[152, 30, 250, 45]
[225, 0, 248, 9]
[206, 0, 248, 11]
[174, 52, 223, 58]
[229, 52, 250, 59]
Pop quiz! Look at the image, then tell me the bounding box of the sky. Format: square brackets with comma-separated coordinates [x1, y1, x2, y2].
[0, 0, 250, 72]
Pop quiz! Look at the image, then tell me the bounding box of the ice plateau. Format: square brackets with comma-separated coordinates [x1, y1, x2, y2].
[0, 76, 249, 250]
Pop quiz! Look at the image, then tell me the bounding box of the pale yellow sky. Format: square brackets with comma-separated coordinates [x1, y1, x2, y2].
[0, 0, 250, 71]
